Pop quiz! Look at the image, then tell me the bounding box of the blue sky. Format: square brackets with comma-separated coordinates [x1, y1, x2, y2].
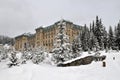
[0, 0, 120, 37]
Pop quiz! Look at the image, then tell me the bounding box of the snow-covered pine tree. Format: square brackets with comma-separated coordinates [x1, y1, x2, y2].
[93, 36, 100, 52]
[115, 21, 120, 50]
[21, 48, 33, 63]
[102, 27, 108, 50]
[8, 51, 19, 68]
[0, 45, 8, 61]
[108, 26, 115, 50]
[92, 21, 95, 34]
[94, 16, 105, 50]
[32, 47, 45, 64]
[72, 33, 82, 57]
[88, 23, 96, 51]
[51, 19, 73, 64]
[114, 26, 118, 50]
[81, 24, 90, 51]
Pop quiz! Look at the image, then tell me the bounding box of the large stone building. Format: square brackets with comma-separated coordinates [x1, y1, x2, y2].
[15, 19, 82, 52]
[15, 33, 35, 51]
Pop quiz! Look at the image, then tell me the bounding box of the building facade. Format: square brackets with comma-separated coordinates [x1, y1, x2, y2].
[15, 33, 35, 51]
[15, 20, 81, 51]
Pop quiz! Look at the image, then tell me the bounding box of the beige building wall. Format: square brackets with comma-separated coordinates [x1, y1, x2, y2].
[14, 20, 81, 52]
[15, 34, 35, 51]
[35, 20, 81, 52]
[15, 36, 27, 51]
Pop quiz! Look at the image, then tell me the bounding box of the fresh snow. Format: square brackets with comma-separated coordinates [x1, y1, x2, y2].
[3, 44, 10, 49]
[0, 51, 120, 80]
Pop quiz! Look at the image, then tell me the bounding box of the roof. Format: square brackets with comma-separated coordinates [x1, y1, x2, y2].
[35, 26, 44, 31]
[35, 19, 82, 32]
[15, 33, 35, 39]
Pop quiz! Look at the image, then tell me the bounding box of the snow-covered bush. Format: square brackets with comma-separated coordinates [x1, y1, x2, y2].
[20, 47, 46, 64]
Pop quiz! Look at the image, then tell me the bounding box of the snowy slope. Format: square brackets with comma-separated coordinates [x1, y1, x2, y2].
[0, 51, 120, 80]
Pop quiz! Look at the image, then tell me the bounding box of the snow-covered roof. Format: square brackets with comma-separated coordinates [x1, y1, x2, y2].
[15, 33, 35, 39]
[35, 19, 82, 32]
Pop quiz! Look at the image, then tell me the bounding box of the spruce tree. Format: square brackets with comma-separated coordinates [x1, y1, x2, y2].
[52, 19, 72, 64]
[114, 26, 118, 50]
[92, 21, 95, 34]
[8, 51, 19, 68]
[32, 47, 45, 64]
[115, 21, 120, 50]
[89, 23, 96, 51]
[81, 24, 89, 51]
[108, 26, 115, 50]
[94, 16, 104, 50]
[103, 27, 108, 50]
[72, 33, 82, 57]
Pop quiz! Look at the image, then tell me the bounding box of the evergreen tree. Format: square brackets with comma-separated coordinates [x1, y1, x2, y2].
[88, 23, 96, 51]
[72, 33, 82, 57]
[108, 26, 115, 50]
[94, 16, 105, 50]
[32, 47, 45, 64]
[21, 49, 33, 63]
[8, 51, 19, 68]
[81, 24, 90, 51]
[115, 21, 120, 50]
[92, 21, 95, 34]
[0, 46, 8, 61]
[0, 35, 14, 45]
[52, 19, 73, 64]
[94, 37, 100, 52]
[103, 27, 108, 50]
[114, 26, 118, 50]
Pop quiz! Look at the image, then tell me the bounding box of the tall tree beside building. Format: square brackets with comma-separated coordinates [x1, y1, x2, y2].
[72, 33, 82, 57]
[51, 20, 73, 64]
[81, 24, 90, 51]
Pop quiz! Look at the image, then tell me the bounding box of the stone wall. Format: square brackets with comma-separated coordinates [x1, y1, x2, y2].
[57, 55, 106, 67]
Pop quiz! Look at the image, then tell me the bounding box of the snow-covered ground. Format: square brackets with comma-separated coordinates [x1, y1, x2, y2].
[0, 51, 120, 80]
